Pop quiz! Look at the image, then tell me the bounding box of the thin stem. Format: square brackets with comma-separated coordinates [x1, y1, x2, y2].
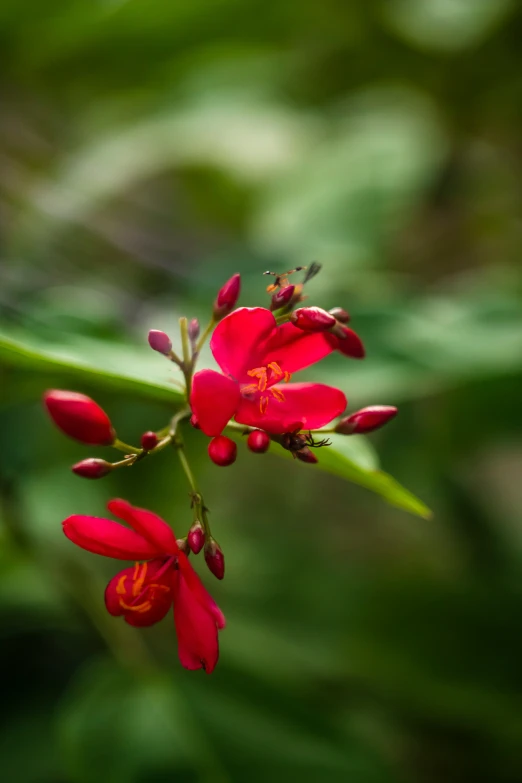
[274, 313, 292, 325]
[171, 417, 212, 539]
[179, 317, 193, 393]
[195, 317, 215, 355]
[168, 347, 184, 366]
[113, 438, 141, 454]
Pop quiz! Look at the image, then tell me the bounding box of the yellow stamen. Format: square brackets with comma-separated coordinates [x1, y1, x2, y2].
[268, 361, 283, 379]
[283, 371, 291, 383]
[259, 395, 269, 414]
[116, 575, 127, 595]
[132, 562, 148, 597]
[270, 387, 285, 403]
[119, 598, 152, 613]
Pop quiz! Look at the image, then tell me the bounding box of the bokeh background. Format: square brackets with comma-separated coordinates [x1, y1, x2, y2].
[2, 1, 522, 781]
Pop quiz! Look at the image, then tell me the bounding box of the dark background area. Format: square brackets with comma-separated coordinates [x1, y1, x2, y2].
[1, 1, 522, 781]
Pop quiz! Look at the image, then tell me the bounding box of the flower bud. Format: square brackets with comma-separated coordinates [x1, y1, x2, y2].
[330, 325, 365, 358]
[270, 285, 295, 311]
[190, 413, 200, 429]
[141, 431, 159, 450]
[247, 430, 270, 453]
[188, 521, 205, 554]
[213, 273, 241, 319]
[290, 307, 336, 333]
[44, 390, 115, 445]
[335, 406, 398, 435]
[204, 538, 225, 580]
[295, 447, 318, 464]
[208, 435, 237, 466]
[188, 318, 200, 341]
[176, 537, 190, 553]
[329, 307, 350, 323]
[148, 329, 172, 356]
[72, 458, 112, 479]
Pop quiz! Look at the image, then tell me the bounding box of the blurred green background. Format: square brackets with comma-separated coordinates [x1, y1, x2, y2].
[2, 1, 522, 781]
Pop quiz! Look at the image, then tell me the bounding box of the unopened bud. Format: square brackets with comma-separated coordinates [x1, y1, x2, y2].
[295, 446, 318, 464]
[330, 325, 365, 358]
[208, 435, 237, 466]
[291, 307, 336, 333]
[72, 458, 112, 479]
[204, 538, 225, 580]
[329, 307, 350, 323]
[213, 273, 241, 319]
[270, 285, 295, 311]
[188, 318, 200, 342]
[141, 431, 159, 450]
[148, 329, 172, 356]
[247, 430, 270, 453]
[188, 521, 205, 554]
[44, 390, 115, 445]
[190, 413, 200, 429]
[335, 405, 398, 435]
[176, 537, 190, 553]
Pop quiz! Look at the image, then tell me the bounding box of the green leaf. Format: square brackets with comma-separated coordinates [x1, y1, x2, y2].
[270, 433, 432, 520]
[0, 330, 430, 518]
[0, 331, 183, 404]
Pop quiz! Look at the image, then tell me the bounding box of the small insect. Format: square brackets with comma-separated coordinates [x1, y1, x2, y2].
[281, 429, 331, 455]
[305, 432, 332, 449]
[263, 266, 306, 293]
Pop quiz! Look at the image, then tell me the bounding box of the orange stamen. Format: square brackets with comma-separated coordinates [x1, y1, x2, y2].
[283, 371, 291, 383]
[116, 575, 127, 595]
[132, 562, 148, 597]
[259, 395, 269, 414]
[270, 387, 285, 403]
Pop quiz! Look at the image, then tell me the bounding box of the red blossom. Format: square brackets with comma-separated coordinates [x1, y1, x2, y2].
[290, 307, 336, 332]
[247, 430, 270, 453]
[72, 458, 112, 479]
[44, 390, 115, 445]
[213, 273, 241, 319]
[190, 307, 355, 437]
[208, 435, 237, 467]
[62, 499, 225, 673]
[336, 405, 398, 434]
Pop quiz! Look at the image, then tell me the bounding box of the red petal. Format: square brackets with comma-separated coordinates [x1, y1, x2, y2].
[105, 560, 173, 626]
[43, 390, 115, 445]
[107, 499, 178, 555]
[63, 515, 161, 560]
[210, 307, 276, 380]
[235, 382, 347, 434]
[173, 554, 223, 673]
[190, 369, 240, 437]
[179, 552, 226, 629]
[259, 323, 335, 374]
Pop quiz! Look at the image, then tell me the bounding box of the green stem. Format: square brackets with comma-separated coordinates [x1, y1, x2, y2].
[179, 317, 193, 393]
[274, 313, 292, 325]
[194, 317, 215, 355]
[113, 438, 141, 454]
[172, 418, 212, 539]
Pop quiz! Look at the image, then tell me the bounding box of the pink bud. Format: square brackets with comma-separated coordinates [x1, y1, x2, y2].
[190, 413, 200, 429]
[208, 435, 237, 466]
[331, 325, 365, 359]
[329, 307, 350, 323]
[295, 447, 318, 464]
[247, 430, 270, 453]
[335, 405, 398, 434]
[72, 458, 112, 479]
[204, 539, 225, 580]
[270, 285, 295, 311]
[188, 521, 205, 554]
[176, 538, 190, 553]
[290, 307, 336, 332]
[141, 431, 159, 450]
[188, 318, 200, 341]
[335, 405, 398, 435]
[213, 273, 241, 319]
[44, 390, 115, 445]
[148, 329, 172, 356]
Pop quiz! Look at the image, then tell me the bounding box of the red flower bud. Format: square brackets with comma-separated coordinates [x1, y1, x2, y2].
[290, 307, 336, 332]
[148, 329, 172, 356]
[295, 446, 318, 464]
[44, 390, 115, 445]
[247, 430, 270, 453]
[188, 521, 205, 554]
[205, 538, 225, 580]
[208, 435, 237, 466]
[141, 431, 159, 450]
[213, 273, 241, 319]
[329, 307, 350, 323]
[72, 458, 112, 479]
[335, 405, 398, 434]
[188, 318, 200, 341]
[190, 413, 200, 429]
[331, 325, 365, 358]
[176, 537, 190, 553]
[270, 285, 295, 311]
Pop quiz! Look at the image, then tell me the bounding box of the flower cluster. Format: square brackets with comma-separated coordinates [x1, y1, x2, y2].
[44, 264, 397, 672]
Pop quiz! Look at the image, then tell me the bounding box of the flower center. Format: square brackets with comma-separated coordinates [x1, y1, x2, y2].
[116, 561, 171, 613]
[241, 361, 291, 414]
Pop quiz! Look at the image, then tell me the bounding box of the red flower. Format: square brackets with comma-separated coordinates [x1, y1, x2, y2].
[190, 307, 358, 436]
[62, 499, 225, 673]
